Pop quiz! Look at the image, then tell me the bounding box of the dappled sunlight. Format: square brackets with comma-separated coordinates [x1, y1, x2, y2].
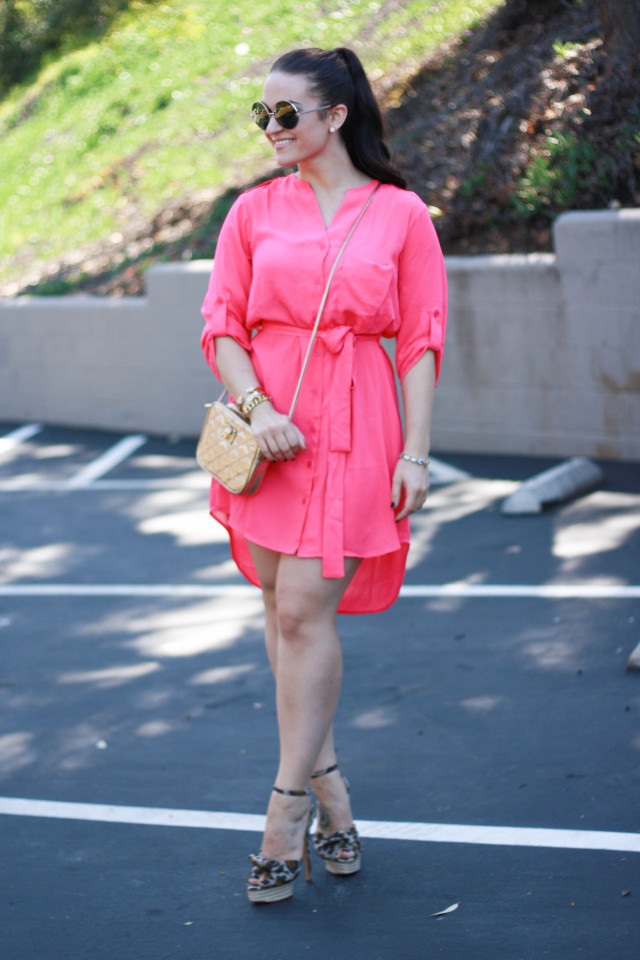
[0, 544, 73, 583]
[190, 663, 256, 685]
[137, 508, 228, 546]
[425, 596, 467, 613]
[460, 695, 506, 713]
[56, 722, 111, 771]
[406, 512, 438, 570]
[0, 731, 36, 776]
[128, 485, 208, 509]
[124, 595, 264, 658]
[549, 573, 629, 588]
[553, 492, 640, 561]
[121, 486, 227, 546]
[123, 486, 206, 520]
[428, 479, 519, 519]
[406, 479, 519, 569]
[524, 638, 577, 669]
[351, 706, 396, 729]
[32, 443, 81, 460]
[75, 595, 264, 658]
[193, 558, 241, 580]
[58, 661, 161, 688]
[134, 688, 177, 710]
[424, 574, 488, 613]
[177, 470, 210, 488]
[0, 472, 64, 487]
[520, 625, 586, 672]
[135, 720, 176, 738]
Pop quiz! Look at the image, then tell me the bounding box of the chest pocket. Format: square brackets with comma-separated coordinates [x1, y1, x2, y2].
[334, 258, 396, 327]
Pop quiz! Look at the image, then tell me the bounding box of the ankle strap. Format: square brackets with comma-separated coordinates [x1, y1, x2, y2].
[310, 763, 339, 779]
[273, 785, 311, 797]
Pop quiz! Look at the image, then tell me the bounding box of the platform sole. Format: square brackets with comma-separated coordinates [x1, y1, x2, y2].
[325, 854, 361, 876]
[247, 880, 294, 903]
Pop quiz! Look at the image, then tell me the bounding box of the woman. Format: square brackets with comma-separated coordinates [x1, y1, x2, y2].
[201, 46, 446, 903]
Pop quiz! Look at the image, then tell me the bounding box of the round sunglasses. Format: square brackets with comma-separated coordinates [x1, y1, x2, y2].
[251, 99, 331, 131]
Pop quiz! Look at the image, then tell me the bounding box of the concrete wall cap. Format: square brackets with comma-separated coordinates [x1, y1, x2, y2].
[555, 208, 640, 227]
[445, 253, 556, 270]
[146, 261, 211, 276]
[0, 296, 147, 310]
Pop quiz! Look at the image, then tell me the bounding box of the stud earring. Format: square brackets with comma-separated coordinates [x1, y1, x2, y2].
[329, 126, 336, 133]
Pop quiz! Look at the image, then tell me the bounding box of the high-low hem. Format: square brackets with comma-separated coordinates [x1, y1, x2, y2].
[210, 505, 409, 616]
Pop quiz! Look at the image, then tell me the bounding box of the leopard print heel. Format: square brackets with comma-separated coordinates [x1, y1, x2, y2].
[247, 786, 313, 903]
[311, 764, 362, 876]
[313, 825, 361, 875]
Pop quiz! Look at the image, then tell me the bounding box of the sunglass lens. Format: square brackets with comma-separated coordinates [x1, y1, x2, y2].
[251, 102, 269, 129]
[274, 101, 298, 129]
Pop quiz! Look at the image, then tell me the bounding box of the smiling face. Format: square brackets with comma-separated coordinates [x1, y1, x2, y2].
[260, 71, 334, 168]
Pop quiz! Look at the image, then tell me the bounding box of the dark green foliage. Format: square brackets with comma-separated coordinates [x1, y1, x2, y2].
[513, 133, 603, 219]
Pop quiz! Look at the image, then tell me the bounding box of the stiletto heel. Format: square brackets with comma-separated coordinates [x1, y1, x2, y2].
[310, 764, 361, 875]
[247, 786, 313, 903]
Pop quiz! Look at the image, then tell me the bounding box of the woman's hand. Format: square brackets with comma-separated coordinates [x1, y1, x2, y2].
[249, 401, 306, 462]
[390, 458, 430, 521]
[212, 337, 306, 461]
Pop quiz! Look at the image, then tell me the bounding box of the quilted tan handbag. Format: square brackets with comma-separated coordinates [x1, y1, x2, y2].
[197, 184, 379, 495]
[196, 399, 268, 494]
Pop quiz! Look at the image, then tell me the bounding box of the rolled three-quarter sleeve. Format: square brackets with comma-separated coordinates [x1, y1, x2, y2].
[201, 197, 253, 378]
[394, 203, 447, 383]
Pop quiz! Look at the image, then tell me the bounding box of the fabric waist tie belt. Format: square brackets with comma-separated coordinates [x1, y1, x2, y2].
[258, 322, 381, 579]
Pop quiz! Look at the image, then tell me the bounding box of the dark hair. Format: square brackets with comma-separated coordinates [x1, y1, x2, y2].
[270, 47, 407, 190]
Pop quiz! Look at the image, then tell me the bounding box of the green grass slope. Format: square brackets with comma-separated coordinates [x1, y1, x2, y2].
[0, 0, 499, 294]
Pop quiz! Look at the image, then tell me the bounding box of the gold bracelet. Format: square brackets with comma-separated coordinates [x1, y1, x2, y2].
[237, 385, 264, 414]
[244, 393, 272, 415]
[399, 453, 430, 467]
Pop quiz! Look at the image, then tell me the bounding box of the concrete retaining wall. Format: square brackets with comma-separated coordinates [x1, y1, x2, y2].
[1, 209, 638, 459]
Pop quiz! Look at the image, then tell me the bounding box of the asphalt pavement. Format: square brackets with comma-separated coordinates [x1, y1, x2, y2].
[0, 422, 638, 960]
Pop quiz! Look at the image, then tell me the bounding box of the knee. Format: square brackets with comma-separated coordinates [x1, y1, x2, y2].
[276, 592, 318, 642]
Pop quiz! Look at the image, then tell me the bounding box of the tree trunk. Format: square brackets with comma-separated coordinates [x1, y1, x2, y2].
[597, 0, 640, 70]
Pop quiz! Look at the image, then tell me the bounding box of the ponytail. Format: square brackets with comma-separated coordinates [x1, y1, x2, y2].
[270, 47, 407, 189]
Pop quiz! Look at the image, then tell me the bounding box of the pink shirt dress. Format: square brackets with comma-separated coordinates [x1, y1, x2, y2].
[201, 175, 446, 614]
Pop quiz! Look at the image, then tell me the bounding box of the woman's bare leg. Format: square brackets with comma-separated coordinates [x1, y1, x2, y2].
[249, 542, 352, 766]
[253, 546, 353, 838]
[310, 730, 355, 840]
[249, 543, 279, 674]
[248, 543, 359, 862]
[253, 546, 340, 774]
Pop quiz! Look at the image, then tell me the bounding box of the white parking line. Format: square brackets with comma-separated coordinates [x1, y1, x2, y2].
[400, 583, 640, 599]
[66, 435, 148, 487]
[0, 583, 638, 599]
[0, 797, 637, 853]
[0, 423, 43, 455]
[0, 477, 207, 492]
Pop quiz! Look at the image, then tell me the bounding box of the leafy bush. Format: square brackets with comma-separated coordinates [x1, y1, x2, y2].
[513, 131, 610, 219]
